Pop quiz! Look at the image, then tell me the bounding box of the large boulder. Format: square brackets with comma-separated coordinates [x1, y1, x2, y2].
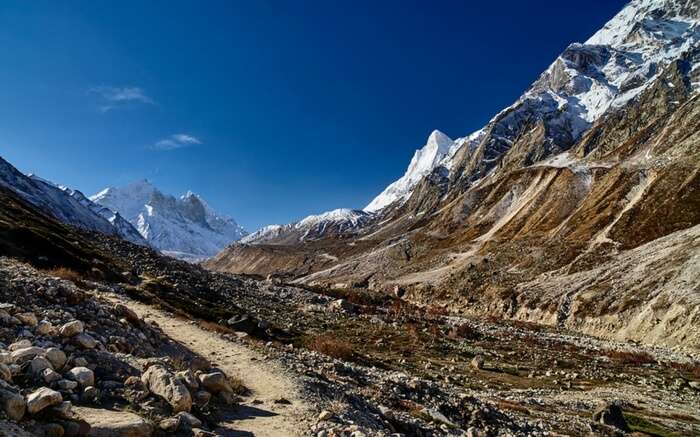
[75, 406, 153, 437]
[26, 387, 63, 414]
[141, 365, 192, 413]
[66, 367, 95, 388]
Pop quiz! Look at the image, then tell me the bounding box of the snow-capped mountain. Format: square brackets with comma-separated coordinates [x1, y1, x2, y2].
[364, 130, 455, 212]
[0, 157, 146, 245]
[241, 208, 375, 245]
[90, 180, 247, 260]
[366, 0, 700, 213]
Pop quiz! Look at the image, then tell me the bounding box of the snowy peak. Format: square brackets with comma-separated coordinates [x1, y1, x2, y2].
[364, 130, 456, 212]
[587, 0, 699, 48]
[242, 209, 375, 245]
[91, 181, 246, 260]
[366, 0, 700, 214]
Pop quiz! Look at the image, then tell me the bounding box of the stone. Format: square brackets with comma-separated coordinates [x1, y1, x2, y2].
[73, 357, 88, 367]
[0, 385, 26, 421]
[66, 367, 95, 388]
[113, 304, 139, 324]
[50, 400, 73, 419]
[318, 410, 333, 421]
[82, 386, 98, 402]
[74, 406, 153, 437]
[36, 320, 54, 335]
[175, 411, 202, 428]
[26, 387, 63, 414]
[193, 390, 211, 406]
[40, 423, 64, 437]
[57, 379, 79, 390]
[45, 348, 67, 370]
[159, 416, 180, 432]
[31, 356, 54, 374]
[10, 346, 46, 364]
[141, 364, 192, 413]
[393, 285, 406, 298]
[470, 355, 485, 370]
[16, 312, 38, 327]
[43, 368, 62, 384]
[466, 427, 482, 437]
[59, 321, 84, 338]
[198, 371, 231, 394]
[592, 402, 630, 432]
[0, 363, 12, 382]
[73, 333, 98, 350]
[176, 369, 199, 391]
[9, 339, 32, 351]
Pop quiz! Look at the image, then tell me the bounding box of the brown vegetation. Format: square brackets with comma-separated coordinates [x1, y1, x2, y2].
[305, 334, 355, 361]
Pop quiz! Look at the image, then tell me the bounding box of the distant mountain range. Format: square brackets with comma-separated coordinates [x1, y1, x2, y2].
[0, 156, 246, 261]
[90, 180, 247, 260]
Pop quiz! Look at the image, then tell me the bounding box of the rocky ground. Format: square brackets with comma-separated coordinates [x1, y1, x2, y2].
[1, 227, 699, 436]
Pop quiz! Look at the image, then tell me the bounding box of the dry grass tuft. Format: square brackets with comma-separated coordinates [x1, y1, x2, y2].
[448, 323, 481, 340]
[605, 350, 655, 366]
[45, 267, 83, 283]
[305, 335, 354, 361]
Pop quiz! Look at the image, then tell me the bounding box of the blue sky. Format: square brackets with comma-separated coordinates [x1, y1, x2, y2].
[0, 0, 626, 230]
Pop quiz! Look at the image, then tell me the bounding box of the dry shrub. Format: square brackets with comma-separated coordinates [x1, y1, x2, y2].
[605, 350, 655, 366]
[305, 335, 354, 361]
[448, 323, 481, 341]
[227, 375, 248, 395]
[426, 305, 448, 317]
[200, 320, 234, 335]
[45, 267, 82, 283]
[669, 361, 700, 378]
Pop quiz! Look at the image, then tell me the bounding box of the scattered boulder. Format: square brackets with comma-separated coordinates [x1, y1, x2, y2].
[26, 387, 63, 414]
[36, 320, 54, 336]
[66, 367, 95, 389]
[74, 406, 153, 437]
[73, 333, 98, 350]
[31, 356, 54, 374]
[0, 363, 12, 382]
[470, 355, 485, 370]
[45, 348, 67, 370]
[198, 371, 231, 394]
[15, 312, 38, 327]
[11, 346, 46, 365]
[113, 304, 140, 324]
[0, 383, 26, 420]
[592, 402, 631, 432]
[141, 364, 192, 413]
[59, 321, 84, 338]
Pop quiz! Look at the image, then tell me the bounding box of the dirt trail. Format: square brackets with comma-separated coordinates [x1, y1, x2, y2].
[105, 294, 312, 437]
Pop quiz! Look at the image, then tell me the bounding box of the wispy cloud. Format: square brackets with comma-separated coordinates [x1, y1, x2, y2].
[89, 85, 155, 112]
[153, 133, 202, 150]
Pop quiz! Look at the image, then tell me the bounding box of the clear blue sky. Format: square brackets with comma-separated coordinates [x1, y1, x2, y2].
[0, 0, 626, 230]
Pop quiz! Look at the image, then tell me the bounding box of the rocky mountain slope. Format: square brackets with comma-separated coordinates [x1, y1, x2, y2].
[0, 157, 146, 246]
[90, 180, 246, 260]
[206, 0, 700, 351]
